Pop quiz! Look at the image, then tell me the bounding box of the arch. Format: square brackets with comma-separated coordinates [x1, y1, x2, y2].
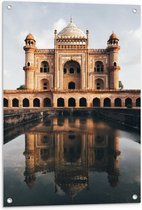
[114, 98, 122, 107]
[114, 62, 117, 67]
[104, 98, 111, 107]
[79, 97, 87, 107]
[125, 98, 132, 107]
[68, 98, 76, 107]
[4, 98, 8, 107]
[136, 98, 140, 107]
[95, 61, 104, 72]
[63, 60, 81, 74]
[27, 62, 30, 66]
[63, 60, 81, 89]
[23, 98, 29, 107]
[95, 79, 104, 90]
[33, 98, 40, 107]
[43, 98, 51, 107]
[68, 82, 75, 89]
[40, 61, 49, 73]
[12, 98, 19, 107]
[40, 79, 49, 90]
[93, 98, 100, 107]
[57, 98, 65, 107]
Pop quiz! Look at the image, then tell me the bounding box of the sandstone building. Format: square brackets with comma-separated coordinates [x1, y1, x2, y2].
[3, 20, 140, 108]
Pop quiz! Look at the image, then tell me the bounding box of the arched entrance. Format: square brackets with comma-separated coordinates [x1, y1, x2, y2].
[136, 98, 140, 107]
[68, 98, 76, 107]
[43, 98, 51, 107]
[104, 98, 111, 107]
[95, 79, 104, 90]
[68, 82, 75, 89]
[79, 98, 87, 107]
[63, 60, 81, 89]
[12, 98, 19, 107]
[4, 98, 8, 107]
[125, 98, 132, 107]
[93, 98, 100, 107]
[23, 98, 29, 107]
[114, 98, 122, 107]
[57, 98, 64, 107]
[33, 98, 40, 107]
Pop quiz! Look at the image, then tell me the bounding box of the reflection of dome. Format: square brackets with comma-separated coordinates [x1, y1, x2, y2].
[58, 21, 86, 38]
[55, 169, 88, 198]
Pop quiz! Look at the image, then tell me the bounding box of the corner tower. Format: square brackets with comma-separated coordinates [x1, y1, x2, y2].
[107, 32, 120, 89]
[23, 33, 37, 89]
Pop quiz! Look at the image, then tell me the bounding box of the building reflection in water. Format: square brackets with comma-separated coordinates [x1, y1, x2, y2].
[23, 117, 121, 197]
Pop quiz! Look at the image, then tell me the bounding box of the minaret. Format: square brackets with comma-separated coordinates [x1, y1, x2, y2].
[23, 33, 36, 90]
[107, 32, 120, 89]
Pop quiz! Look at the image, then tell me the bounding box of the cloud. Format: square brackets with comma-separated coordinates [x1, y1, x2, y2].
[53, 18, 67, 32]
[15, 18, 67, 50]
[40, 5, 49, 15]
[35, 18, 67, 49]
[3, 69, 11, 79]
[15, 31, 30, 45]
[119, 28, 141, 66]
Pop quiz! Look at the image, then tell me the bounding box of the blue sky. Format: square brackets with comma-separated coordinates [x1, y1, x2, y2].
[3, 1, 141, 89]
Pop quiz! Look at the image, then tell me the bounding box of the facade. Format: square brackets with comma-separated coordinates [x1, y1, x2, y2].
[3, 20, 140, 108]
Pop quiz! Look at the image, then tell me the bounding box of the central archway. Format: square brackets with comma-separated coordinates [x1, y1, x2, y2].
[68, 98, 76, 107]
[63, 60, 81, 89]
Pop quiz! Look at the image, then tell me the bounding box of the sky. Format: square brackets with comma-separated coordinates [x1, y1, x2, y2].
[2, 1, 141, 89]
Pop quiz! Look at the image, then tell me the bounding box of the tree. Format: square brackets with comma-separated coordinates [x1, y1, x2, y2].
[17, 85, 26, 90]
[119, 81, 124, 90]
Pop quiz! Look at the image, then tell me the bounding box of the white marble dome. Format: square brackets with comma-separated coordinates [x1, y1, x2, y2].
[58, 21, 86, 39]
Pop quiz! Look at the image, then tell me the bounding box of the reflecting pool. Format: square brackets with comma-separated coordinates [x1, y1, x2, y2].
[3, 116, 140, 206]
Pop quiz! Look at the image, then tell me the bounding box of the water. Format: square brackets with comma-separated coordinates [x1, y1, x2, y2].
[3, 116, 140, 206]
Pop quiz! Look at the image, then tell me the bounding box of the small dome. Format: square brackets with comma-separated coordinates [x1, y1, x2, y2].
[58, 21, 86, 39]
[25, 33, 35, 41]
[109, 32, 119, 41]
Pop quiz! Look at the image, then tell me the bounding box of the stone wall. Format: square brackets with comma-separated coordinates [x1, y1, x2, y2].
[4, 109, 43, 129]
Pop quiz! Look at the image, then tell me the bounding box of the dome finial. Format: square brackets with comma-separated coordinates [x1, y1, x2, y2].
[70, 16, 73, 23]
